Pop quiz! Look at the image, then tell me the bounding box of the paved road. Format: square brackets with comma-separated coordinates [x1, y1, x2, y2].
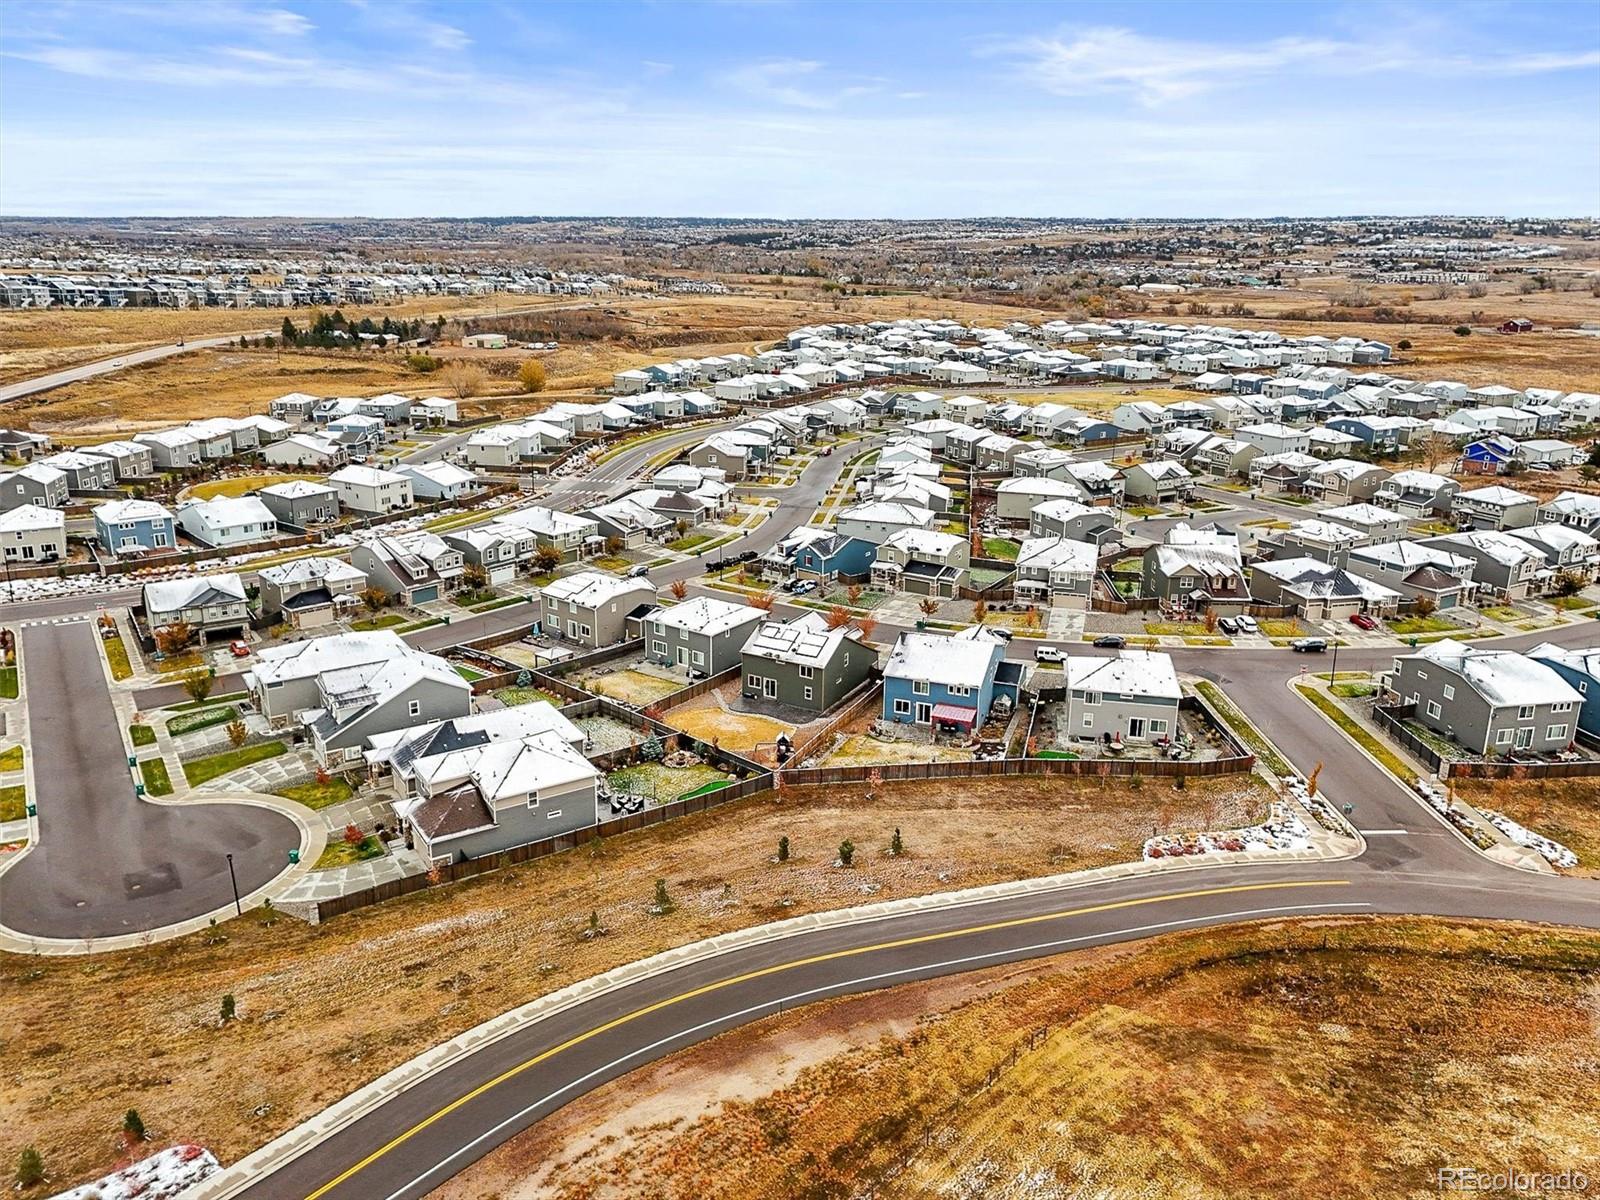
[0, 333, 265, 403]
[0, 622, 299, 939]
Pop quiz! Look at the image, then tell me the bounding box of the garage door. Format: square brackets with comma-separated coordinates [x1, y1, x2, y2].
[411, 585, 440, 604]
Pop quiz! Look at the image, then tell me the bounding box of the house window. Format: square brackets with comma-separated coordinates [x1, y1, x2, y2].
[893, 699, 911, 716]
[408, 700, 421, 717]
[652, 641, 667, 655]
[1426, 700, 1441, 719]
[1150, 719, 1169, 735]
[1552, 702, 1573, 713]
[1081, 713, 1094, 728]
[913, 680, 929, 695]
[1442, 685, 1455, 701]
[581, 624, 591, 638]
[804, 686, 813, 701]
[1548, 724, 1570, 741]
[692, 651, 705, 666]
[1416, 670, 1427, 680]
[798, 666, 815, 680]
[1496, 729, 1514, 746]
[526, 792, 539, 809]
[747, 674, 761, 690]
[1083, 692, 1101, 706]
[1517, 705, 1535, 719]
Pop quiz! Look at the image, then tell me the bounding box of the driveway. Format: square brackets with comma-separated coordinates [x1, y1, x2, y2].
[0, 622, 301, 940]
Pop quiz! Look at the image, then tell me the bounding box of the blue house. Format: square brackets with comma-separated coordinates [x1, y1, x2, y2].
[881, 628, 1021, 732]
[1326, 416, 1400, 452]
[92, 498, 177, 554]
[1528, 643, 1600, 738]
[1059, 418, 1123, 445]
[792, 532, 877, 581]
[1461, 437, 1518, 475]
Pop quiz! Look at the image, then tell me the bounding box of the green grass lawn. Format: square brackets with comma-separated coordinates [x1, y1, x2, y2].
[452, 588, 498, 608]
[1033, 749, 1080, 761]
[274, 777, 355, 810]
[1479, 605, 1522, 622]
[608, 762, 731, 802]
[181, 741, 287, 788]
[128, 724, 157, 748]
[350, 612, 408, 631]
[454, 664, 486, 682]
[165, 691, 246, 713]
[493, 685, 562, 707]
[101, 635, 133, 681]
[1552, 595, 1597, 611]
[667, 533, 713, 552]
[0, 745, 22, 772]
[1257, 618, 1306, 638]
[982, 537, 1020, 561]
[1330, 682, 1378, 699]
[1296, 684, 1416, 781]
[0, 784, 25, 821]
[1388, 615, 1459, 635]
[139, 758, 173, 797]
[0, 667, 17, 700]
[313, 833, 385, 870]
[166, 704, 239, 737]
[469, 595, 528, 613]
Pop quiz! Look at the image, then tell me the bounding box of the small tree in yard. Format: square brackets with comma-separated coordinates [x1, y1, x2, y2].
[777, 835, 789, 863]
[461, 562, 488, 592]
[344, 822, 364, 846]
[533, 545, 561, 574]
[752, 590, 775, 611]
[1203, 609, 1219, 634]
[122, 1108, 146, 1144]
[182, 667, 214, 705]
[824, 604, 852, 630]
[855, 616, 877, 642]
[846, 583, 863, 604]
[837, 839, 855, 867]
[972, 599, 988, 623]
[220, 993, 236, 1023]
[919, 598, 938, 617]
[15, 1146, 43, 1188]
[586, 909, 604, 939]
[361, 586, 388, 613]
[890, 827, 904, 857]
[669, 578, 688, 600]
[1554, 570, 1583, 597]
[154, 620, 194, 655]
[315, 765, 331, 787]
[518, 359, 547, 393]
[605, 535, 625, 556]
[1414, 594, 1438, 617]
[226, 718, 248, 748]
[651, 878, 675, 914]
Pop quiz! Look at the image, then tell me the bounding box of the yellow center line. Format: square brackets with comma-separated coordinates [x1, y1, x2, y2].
[304, 877, 1349, 1199]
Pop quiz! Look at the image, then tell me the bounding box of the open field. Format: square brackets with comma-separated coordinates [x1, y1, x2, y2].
[0, 773, 1266, 1190]
[184, 473, 319, 500]
[439, 918, 1600, 1200]
[1454, 776, 1600, 877]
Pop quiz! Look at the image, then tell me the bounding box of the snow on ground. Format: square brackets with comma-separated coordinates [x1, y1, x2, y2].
[51, 1145, 218, 1200]
[1479, 808, 1579, 869]
[1143, 799, 1312, 861]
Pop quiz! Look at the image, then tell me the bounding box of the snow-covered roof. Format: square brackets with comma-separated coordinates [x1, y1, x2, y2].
[540, 570, 655, 607]
[1455, 484, 1537, 507]
[143, 572, 247, 612]
[248, 631, 412, 687]
[648, 595, 766, 637]
[1017, 536, 1096, 573]
[330, 465, 408, 487]
[259, 556, 367, 586]
[1320, 502, 1405, 527]
[1405, 640, 1582, 708]
[1066, 651, 1182, 700]
[93, 498, 172, 523]
[884, 629, 999, 689]
[0, 504, 63, 533]
[742, 612, 857, 667]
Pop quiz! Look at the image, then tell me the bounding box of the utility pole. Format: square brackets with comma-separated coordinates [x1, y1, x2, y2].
[225, 852, 242, 916]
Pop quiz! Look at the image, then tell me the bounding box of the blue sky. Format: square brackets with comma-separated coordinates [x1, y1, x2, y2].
[2, 0, 1598, 218]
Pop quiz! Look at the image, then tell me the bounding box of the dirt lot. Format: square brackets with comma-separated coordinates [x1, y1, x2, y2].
[439, 918, 1600, 1200]
[1454, 776, 1600, 877]
[0, 773, 1268, 1190]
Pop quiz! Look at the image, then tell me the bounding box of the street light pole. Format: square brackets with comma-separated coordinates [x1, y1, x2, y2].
[225, 852, 242, 916]
[1327, 636, 1340, 685]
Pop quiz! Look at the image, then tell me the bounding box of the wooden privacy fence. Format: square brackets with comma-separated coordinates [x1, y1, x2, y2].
[1443, 758, 1600, 781]
[778, 753, 1253, 789]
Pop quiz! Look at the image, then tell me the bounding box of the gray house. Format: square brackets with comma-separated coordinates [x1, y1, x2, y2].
[85, 440, 155, 481]
[0, 504, 66, 563]
[36, 451, 116, 493]
[257, 480, 340, 528]
[1064, 651, 1183, 747]
[539, 571, 657, 648]
[741, 612, 874, 714]
[257, 556, 368, 628]
[1418, 531, 1542, 600]
[306, 652, 473, 768]
[642, 596, 767, 676]
[0, 464, 69, 511]
[245, 630, 414, 722]
[141, 574, 250, 640]
[1388, 640, 1582, 756]
[1452, 485, 1539, 531]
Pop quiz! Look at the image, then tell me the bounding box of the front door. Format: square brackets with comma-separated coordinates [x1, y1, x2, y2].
[915, 702, 932, 724]
[1128, 717, 1146, 740]
[1515, 727, 1533, 750]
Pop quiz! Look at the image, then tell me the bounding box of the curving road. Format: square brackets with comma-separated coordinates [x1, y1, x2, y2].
[0, 332, 266, 404]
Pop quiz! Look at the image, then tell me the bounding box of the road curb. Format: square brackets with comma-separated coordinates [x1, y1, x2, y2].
[180, 836, 1357, 1200]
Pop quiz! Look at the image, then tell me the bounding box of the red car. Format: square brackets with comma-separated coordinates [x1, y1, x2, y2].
[1349, 612, 1377, 631]
[228, 640, 252, 657]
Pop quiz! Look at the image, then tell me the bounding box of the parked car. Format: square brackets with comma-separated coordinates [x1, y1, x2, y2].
[1219, 616, 1240, 635]
[625, 564, 650, 578]
[1291, 637, 1328, 653]
[1035, 645, 1065, 664]
[1233, 614, 1259, 634]
[792, 579, 817, 596]
[228, 640, 251, 658]
[1091, 634, 1126, 649]
[1349, 612, 1377, 631]
[988, 627, 1014, 641]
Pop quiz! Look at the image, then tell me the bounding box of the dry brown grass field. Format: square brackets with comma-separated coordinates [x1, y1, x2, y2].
[0, 774, 1266, 1190]
[440, 919, 1600, 1200]
[1455, 777, 1600, 877]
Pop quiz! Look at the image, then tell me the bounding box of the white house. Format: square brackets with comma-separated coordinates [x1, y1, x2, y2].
[330, 465, 413, 516]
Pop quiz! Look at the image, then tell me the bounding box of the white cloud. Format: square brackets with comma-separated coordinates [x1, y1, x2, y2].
[725, 58, 832, 108]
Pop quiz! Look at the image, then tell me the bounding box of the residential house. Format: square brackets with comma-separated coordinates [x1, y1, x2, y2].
[1303, 459, 1391, 503]
[268, 393, 320, 423]
[1388, 640, 1581, 756]
[0, 464, 68, 511]
[36, 450, 115, 493]
[0, 428, 50, 461]
[1121, 459, 1195, 503]
[330, 465, 413, 516]
[258, 557, 368, 628]
[1065, 651, 1183, 746]
[882, 629, 1017, 732]
[1266, 518, 1365, 565]
[1305, 427, 1365, 459]
[1507, 524, 1600, 582]
[1249, 557, 1401, 620]
[1459, 435, 1520, 475]
[1141, 524, 1251, 610]
[1014, 536, 1096, 606]
[413, 397, 460, 426]
[1111, 400, 1173, 434]
[1452, 484, 1540, 531]
[642, 596, 767, 676]
[997, 476, 1087, 521]
[740, 612, 873, 714]
[539, 571, 657, 648]
[1319, 503, 1409, 543]
[787, 530, 879, 582]
[1345, 541, 1477, 609]
[134, 429, 204, 471]
[92, 498, 176, 554]
[1517, 439, 1584, 468]
[688, 435, 751, 479]
[0, 504, 66, 563]
[870, 528, 970, 598]
[443, 522, 537, 585]
[1421, 531, 1545, 600]
[85, 440, 154, 480]
[352, 533, 465, 605]
[1247, 451, 1322, 493]
[835, 500, 936, 546]
[305, 652, 472, 768]
[175, 496, 277, 549]
[582, 496, 674, 546]
[1235, 422, 1311, 456]
[1190, 436, 1261, 480]
[264, 433, 347, 470]
[1526, 644, 1600, 738]
[1538, 491, 1600, 537]
[395, 461, 478, 502]
[141, 573, 249, 640]
[497, 505, 601, 562]
[1028, 498, 1118, 544]
[246, 630, 413, 721]
[257, 480, 339, 527]
[1374, 470, 1459, 517]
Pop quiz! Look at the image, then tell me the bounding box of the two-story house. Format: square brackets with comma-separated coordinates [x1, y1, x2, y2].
[1388, 640, 1582, 756]
[92, 498, 176, 554]
[1065, 651, 1183, 746]
[869, 528, 970, 598]
[141, 573, 250, 640]
[257, 480, 340, 528]
[305, 652, 472, 768]
[642, 596, 767, 677]
[257, 556, 368, 628]
[352, 533, 465, 605]
[498, 506, 602, 562]
[740, 612, 873, 714]
[1527, 643, 1600, 739]
[175, 496, 278, 549]
[882, 628, 1018, 732]
[1419, 531, 1544, 600]
[0, 504, 66, 564]
[1014, 536, 1097, 606]
[1452, 484, 1539, 531]
[330, 465, 413, 516]
[1374, 469, 1459, 517]
[539, 571, 657, 648]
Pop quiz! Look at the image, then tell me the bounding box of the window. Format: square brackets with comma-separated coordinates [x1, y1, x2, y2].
[652, 641, 667, 655]
[1426, 700, 1441, 719]
[797, 666, 815, 680]
[804, 687, 813, 701]
[1552, 701, 1574, 713]
[893, 698, 911, 716]
[747, 674, 761, 690]
[1416, 670, 1428, 681]
[581, 624, 591, 638]
[692, 651, 705, 666]
[1517, 705, 1535, 719]
[547, 596, 557, 608]
[525, 792, 538, 808]
[1150, 719, 1169, 735]
[1442, 685, 1455, 701]
[1496, 728, 1513, 746]
[948, 685, 971, 697]
[408, 700, 421, 717]
[1083, 692, 1101, 706]
[913, 680, 930, 695]
[1081, 713, 1094, 728]
[1548, 724, 1569, 741]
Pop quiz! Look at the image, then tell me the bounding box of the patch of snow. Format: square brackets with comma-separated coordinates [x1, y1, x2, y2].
[51, 1145, 218, 1200]
[1480, 808, 1579, 869]
[1143, 800, 1312, 861]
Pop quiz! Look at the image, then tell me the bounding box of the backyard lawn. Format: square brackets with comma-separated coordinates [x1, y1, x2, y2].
[665, 703, 794, 754]
[274, 777, 355, 810]
[823, 735, 974, 767]
[188, 473, 318, 501]
[579, 668, 682, 706]
[181, 741, 287, 788]
[0, 667, 17, 700]
[982, 537, 1019, 561]
[454, 664, 487, 682]
[492, 685, 563, 708]
[608, 762, 732, 803]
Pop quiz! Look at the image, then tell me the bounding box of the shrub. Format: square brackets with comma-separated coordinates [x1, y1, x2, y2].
[1453, 325, 1472, 337]
[889, 827, 904, 857]
[123, 1109, 146, 1142]
[343, 823, 364, 846]
[15, 1147, 43, 1188]
[220, 993, 236, 1023]
[652, 877, 674, 914]
[777, 835, 789, 863]
[838, 838, 855, 867]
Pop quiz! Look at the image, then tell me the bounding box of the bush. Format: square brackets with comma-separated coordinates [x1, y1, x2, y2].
[343, 823, 364, 846]
[651, 877, 674, 914]
[1453, 325, 1472, 337]
[15, 1146, 42, 1188]
[220, 993, 236, 1022]
[838, 838, 855, 867]
[1397, 339, 1412, 351]
[123, 1108, 146, 1142]
[778, 835, 789, 863]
